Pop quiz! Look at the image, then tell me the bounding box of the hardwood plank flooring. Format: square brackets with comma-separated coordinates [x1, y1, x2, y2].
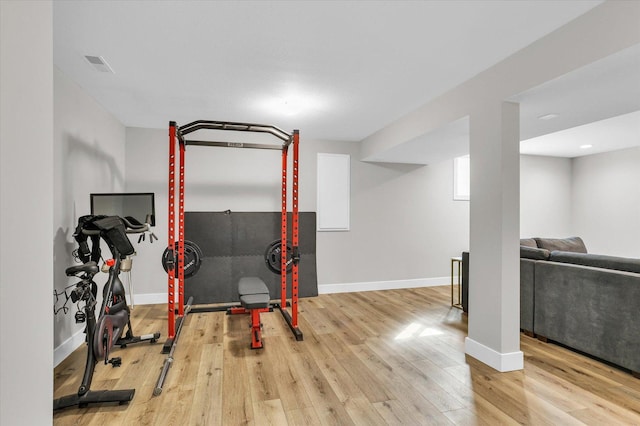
[53, 286, 640, 425]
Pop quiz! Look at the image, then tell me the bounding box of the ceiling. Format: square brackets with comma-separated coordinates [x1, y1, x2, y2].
[515, 43, 640, 158]
[375, 43, 640, 164]
[53, 1, 638, 160]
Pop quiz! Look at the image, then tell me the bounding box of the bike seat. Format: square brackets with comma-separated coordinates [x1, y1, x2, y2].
[66, 261, 99, 276]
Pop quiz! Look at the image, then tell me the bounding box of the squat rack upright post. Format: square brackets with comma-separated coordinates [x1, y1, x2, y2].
[164, 120, 303, 351]
[279, 130, 301, 335]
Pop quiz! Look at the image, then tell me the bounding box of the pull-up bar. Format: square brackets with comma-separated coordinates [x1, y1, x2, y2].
[178, 119, 292, 142]
[185, 140, 283, 151]
[163, 119, 303, 353]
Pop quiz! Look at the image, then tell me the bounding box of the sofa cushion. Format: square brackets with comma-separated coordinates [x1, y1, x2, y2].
[549, 251, 640, 274]
[520, 238, 537, 248]
[535, 236, 587, 253]
[520, 246, 551, 260]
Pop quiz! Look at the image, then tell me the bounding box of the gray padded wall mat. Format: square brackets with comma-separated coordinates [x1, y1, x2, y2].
[184, 211, 318, 305]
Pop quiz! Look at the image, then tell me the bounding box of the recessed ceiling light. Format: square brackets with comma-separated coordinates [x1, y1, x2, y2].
[580, 144, 593, 149]
[538, 113, 559, 120]
[84, 55, 114, 73]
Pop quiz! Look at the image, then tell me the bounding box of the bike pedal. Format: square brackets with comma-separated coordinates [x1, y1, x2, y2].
[108, 357, 122, 367]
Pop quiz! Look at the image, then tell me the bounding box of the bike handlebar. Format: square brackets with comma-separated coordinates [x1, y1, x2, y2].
[80, 216, 150, 235]
[121, 216, 149, 233]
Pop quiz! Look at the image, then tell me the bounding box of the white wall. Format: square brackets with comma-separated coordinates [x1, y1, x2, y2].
[123, 127, 168, 301]
[332, 157, 469, 284]
[53, 67, 126, 363]
[572, 146, 640, 257]
[520, 155, 572, 238]
[519, 149, 639, 257]
[0, 1, 54, 423]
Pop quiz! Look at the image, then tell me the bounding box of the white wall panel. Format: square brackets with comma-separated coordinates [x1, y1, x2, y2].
[317, 153, 350, 231]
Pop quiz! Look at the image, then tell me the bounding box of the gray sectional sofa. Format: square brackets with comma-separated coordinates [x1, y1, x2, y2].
[521, 237, 640, 375]
[463, 237, 640, 375]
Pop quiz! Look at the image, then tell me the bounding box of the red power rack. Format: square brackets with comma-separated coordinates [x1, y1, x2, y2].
[155, 120, 303, 395]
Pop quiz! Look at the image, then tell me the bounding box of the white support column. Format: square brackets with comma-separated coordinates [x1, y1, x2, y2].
[465, 101, 523, 372]
[1, 0, 54, 423]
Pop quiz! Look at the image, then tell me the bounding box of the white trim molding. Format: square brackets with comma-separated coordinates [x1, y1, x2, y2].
[318, 277, 450, 294]
[464, 337, 524, 372]
[54, 328, 86, 367]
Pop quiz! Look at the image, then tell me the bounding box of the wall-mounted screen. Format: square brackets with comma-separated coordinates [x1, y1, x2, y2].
[90, 192, 156, 226]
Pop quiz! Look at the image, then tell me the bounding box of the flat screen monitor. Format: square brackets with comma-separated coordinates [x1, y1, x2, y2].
[90, 192, 156, 227]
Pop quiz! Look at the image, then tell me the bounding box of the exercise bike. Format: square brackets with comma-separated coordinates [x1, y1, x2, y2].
[54, 215, 160, 410]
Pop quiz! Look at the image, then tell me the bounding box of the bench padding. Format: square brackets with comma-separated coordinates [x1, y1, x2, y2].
[238, 277, 269, 296]
[240, 293, 270, 310]
[238, 277, 270, 309]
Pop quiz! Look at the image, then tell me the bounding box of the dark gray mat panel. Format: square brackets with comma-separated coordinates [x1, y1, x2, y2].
[185, 212, 232, 257]
[184, 257, 234, 305]
[232, 213, 281, 256]
[183, 211, 317, 305]
[288, 213, 316, 255]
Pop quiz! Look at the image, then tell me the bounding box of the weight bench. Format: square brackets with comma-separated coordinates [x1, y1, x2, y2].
[236, 277, 271, 349]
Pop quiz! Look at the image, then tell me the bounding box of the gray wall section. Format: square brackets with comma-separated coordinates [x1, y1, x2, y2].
[571, 147, 640, 257]
[520, 155, 572, 238]
[1, 2, 54, 424]
[520, 148, 640, 258]
[53, 67, 127, 350]
[124, 127, 170, 299]
[339, 157, 470, 283]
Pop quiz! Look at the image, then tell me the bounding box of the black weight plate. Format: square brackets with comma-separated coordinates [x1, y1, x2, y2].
[161, 240, 203, 279]
[264, 239, 293, 275]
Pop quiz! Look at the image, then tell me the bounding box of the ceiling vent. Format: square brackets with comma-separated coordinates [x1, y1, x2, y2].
[84, 55, 114, 73]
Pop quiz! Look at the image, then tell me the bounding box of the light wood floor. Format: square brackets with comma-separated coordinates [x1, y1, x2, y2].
[53, 286, 640, 425]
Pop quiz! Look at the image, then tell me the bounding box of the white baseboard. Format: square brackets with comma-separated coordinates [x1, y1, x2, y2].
[54, 328, 86, 367]
[464, 337, 523, 372]
[318, 276, 451, 294]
